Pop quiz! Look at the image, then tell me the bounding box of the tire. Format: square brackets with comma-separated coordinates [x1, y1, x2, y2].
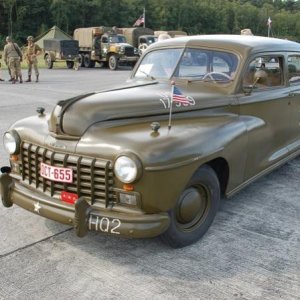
[160, 165, 220, 248]
[45, 55, 53, 69]
[66, 61, 74, 69]
[108, 54, 118, 70]
[80, 54, 85, 67]
[83, 54, 95, 68]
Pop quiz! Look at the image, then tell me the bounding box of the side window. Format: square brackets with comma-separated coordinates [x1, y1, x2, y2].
[177, 48, 238, 80]
[243, 56, 284, 89]
[288, 55, 300, 85]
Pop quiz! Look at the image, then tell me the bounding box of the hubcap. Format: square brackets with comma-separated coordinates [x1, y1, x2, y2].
[176, 186, 209, 230]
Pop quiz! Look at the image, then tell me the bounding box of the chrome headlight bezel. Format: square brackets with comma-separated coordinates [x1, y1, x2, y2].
[3, 130, 21, 155]
[114, 154, 142, 184]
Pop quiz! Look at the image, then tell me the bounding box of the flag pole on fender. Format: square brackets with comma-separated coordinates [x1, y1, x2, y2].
[168, 80, 175, 132]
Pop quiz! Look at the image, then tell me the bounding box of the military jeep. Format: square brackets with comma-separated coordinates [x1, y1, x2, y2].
[43, 39, 80, 70]
[1, 35, 300, 248]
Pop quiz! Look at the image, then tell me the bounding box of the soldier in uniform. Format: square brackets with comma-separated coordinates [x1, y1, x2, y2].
[24, 36, 41, 82]
[0, 54, 5, 81]
[3, 36, 23, 84]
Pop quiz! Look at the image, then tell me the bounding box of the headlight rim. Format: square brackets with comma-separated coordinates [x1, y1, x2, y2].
[113, 153, 142, 184]
[3, 130, 21, 155]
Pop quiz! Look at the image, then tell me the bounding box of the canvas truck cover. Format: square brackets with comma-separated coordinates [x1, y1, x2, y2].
[74, 27, 112, 48]
[119, 27, 154, 47]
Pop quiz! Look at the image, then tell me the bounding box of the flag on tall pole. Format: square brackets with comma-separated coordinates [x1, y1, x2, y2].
[133, 7, 146, 27]
[267, 17, 272, 37]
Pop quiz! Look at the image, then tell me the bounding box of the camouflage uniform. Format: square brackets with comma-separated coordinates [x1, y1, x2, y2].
[3, 37, 23, 84]
[24, 36, 41, 82]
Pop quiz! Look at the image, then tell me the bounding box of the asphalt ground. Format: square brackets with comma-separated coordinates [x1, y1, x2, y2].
[0, 67, 299, 300]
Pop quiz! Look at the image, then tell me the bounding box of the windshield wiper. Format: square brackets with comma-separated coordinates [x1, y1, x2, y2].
[138, 70, 156, 80]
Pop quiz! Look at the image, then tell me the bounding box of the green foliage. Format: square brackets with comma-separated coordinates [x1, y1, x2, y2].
[0, 0, 300, 47]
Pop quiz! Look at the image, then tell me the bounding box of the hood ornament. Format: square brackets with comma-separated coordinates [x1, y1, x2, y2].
[36, 107, 45, 117]
[151, 122, 160, 133]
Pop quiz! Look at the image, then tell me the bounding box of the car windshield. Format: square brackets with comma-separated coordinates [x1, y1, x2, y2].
[134, 48, 239, 82]
[108, 35, 127, 43]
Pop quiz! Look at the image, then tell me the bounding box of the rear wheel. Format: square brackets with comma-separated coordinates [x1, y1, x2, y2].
[83, 54, 95, 68]
[108, 54, 118, 70]
[160, 165, 220, 248]
[66, 61, 74, 69]
[45, 55, 53, 69]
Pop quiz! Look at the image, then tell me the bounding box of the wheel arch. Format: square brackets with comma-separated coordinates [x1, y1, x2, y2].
[206, 157, 229, 196]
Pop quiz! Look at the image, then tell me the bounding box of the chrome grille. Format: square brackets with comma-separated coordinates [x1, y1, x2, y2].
[20, 142, 115, 206]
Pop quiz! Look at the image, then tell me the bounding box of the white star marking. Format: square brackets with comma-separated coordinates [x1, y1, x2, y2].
[34, 202, 41, 214]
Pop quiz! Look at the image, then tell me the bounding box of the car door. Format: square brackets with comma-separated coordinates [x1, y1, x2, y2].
[238, 54, 292, 181]
[287, 54, 300, 151]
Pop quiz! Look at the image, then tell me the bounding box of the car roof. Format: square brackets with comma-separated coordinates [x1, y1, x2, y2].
[151, 34, 300, 56]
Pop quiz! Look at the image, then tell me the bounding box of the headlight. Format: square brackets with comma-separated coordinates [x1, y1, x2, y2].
[119, 46, 125, 54]
[3, 130, 21, 154]
[114, 155, 142, 183]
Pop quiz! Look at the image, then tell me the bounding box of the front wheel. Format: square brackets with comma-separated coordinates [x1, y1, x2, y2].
[160, 165, 220, 248]
[108, 54, 118, 70]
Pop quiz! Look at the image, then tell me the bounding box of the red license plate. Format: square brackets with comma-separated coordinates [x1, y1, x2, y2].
[40, 162, 73, 183]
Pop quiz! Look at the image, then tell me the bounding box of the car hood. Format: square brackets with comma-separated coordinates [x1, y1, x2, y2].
[48, 80, 231, 136]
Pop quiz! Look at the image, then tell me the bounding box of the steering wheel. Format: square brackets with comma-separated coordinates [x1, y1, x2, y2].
[202, 72, 231, 81]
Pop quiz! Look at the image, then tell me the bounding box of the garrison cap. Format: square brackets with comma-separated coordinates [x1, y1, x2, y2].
[27, 36, 34, 41]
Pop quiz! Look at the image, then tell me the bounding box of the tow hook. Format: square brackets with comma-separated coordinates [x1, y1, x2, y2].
[0, 167, 13, 207]
[74, 197, 91, 237]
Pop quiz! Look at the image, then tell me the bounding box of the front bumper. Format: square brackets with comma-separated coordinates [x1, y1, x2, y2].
[0, 172, 170, 239]
[119, 56, 139, 62]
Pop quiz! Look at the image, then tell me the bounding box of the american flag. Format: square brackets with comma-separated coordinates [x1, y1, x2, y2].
[133, 14, 145, 27]
[172, 86, 190, 105]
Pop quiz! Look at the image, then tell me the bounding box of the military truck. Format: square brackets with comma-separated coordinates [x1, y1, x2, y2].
[43, 39, 80, 70]
[120, 27, 157, 54]
[73, 26, 139, 70]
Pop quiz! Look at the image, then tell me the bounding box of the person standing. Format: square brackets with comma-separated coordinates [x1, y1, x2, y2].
[24, 36, 41, 82]
[3, 36, 23, 84]
[0, 54, 5, 81]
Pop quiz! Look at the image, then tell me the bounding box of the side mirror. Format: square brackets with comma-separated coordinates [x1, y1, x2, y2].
[243, 85, 254, 95]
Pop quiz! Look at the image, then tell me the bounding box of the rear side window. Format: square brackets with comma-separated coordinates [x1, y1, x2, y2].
[288, 55, 300, 85]
[243, 56, 284, 89]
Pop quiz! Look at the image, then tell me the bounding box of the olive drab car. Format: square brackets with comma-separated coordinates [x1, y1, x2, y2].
[1, 35, 300, 248]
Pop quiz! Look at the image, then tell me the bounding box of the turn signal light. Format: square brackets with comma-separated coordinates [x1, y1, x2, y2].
[10, 155, 19, 162]
[123, 184, 134, 191]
